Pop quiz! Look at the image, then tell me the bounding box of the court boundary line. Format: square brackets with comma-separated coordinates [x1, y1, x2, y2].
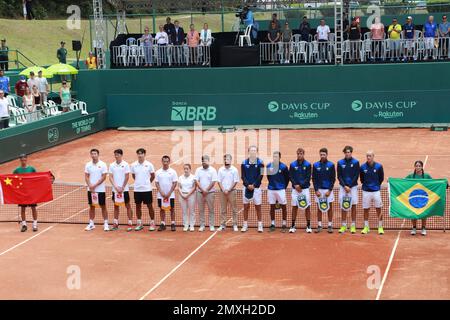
[138, 215, 239, 300]
[375, 154, 429, 300]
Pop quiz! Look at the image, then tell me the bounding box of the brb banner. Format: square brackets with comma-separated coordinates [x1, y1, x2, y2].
[106, 90, 450, 127]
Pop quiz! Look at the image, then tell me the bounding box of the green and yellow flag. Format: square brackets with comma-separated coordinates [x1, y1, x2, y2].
[389, 178, 447, 219]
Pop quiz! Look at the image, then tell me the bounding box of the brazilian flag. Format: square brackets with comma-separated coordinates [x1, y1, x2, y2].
[389, 178, 447, 219]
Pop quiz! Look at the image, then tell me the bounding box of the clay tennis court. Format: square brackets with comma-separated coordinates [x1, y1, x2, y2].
[0, 128, 449, 300]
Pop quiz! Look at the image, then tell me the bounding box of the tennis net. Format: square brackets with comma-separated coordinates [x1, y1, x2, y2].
[1, 182, 448, 230]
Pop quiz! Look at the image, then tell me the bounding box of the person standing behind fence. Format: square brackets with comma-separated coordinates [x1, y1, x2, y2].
[312, 148, 336, 233]
[164, 17, 175, 44]
[402, 16, 416, 62]
[15, 75, 28, 97]
[268, 13, 281, 31]
[155, 25, 169, 65]
[0, 39, 8, 71]
[0, 90, 9, 129]
[31, 85, 41, 119]
[200, 23, 212, 66]
[388, 18, 402, 62]
[171, 21, 185, 65]
[37, 70, 49, 104]
[187, 24, 200, 65]
[195, 155, 218, 232]
[217, 154, 240, 232]
[316, 19, 330, 64]
[348, 18, 361, 62]
[0, 70, 9, 95]
[59, 80, 71, 112]
[178, 164, 196, 232]
[370, 17, 385, 61]
[360, 150, 384, 235]
[438, 15, 449, 59]
[281, 21, 292, 64]
[27, 71, 39, 91]
[139, 26, 153, 67]
[299, 16, 311, 42]
[405, 161, 432, 236]
[423, 15, 437, 60]
[267, 21, 280, 64]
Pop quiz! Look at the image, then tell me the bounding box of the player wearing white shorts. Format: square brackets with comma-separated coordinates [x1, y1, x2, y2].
[312, 148, 336, 233]
[267, 151, 290, 233]
[155, 155, 178, 232]
[289, 148, 312, 233]
[109, 149, 133, 231]
[360, 151, 385, 235]
[241, 145, 264, 232]
[337, 146, 360, 234]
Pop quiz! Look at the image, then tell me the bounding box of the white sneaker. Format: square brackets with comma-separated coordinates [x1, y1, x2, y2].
[210, 226, 215, 232]
[289, 226, 296, 233]
[306, 226, 313, 233]
[104, 224, 110, 232]
[199, 225, 205, 232]
[85, 224, 95, 231]
[411, 228, 417, 236]
[241, 225, 248, 233]
[183, 225, 189, 232]
[257, 224, 263, 233]
[233, 225, 239, 232]
[421, 228, 427, 236]
[189, 226, 195, 232]
[218, 225, 226, 231]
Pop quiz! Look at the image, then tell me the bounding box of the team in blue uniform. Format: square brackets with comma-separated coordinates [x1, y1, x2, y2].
[289, 148, 312, 233]
[266, 151, 290, 232]
[312, 148, 336, 233]
[360, 151, 385, 234]
[337, 146, 360, 234]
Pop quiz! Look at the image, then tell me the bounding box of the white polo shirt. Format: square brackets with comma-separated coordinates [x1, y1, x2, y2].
[178, 174, 196, 193]
[218, 165, 239, 191]
[37, 77, 48, 93]
[130, 160, 155, 192]
[195, 166, 218, 192]
[109, 160, 130, 193]
[155, 167, 178, 199]
[27, 78, 39, 91]
[0, 97, 9, 118]
[85, 160, 108, 193]
[317, 25, 330, 40]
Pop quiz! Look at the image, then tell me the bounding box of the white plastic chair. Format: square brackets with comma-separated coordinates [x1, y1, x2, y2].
[239, 25, 252, 47]
[10, 107, 27, 125]
[126, 37, 136, 46]
[296, 41, 308, 63]
[118, 45, 128, 66]
[78, 101, 88, 115]
[7, 95, 19, 109]
[309, 41, 320, 63]
[127, 45, 140, 66]
[361, 39, 372, 62]
[69, 101, 79, 111]
[342, 40, 351, 61]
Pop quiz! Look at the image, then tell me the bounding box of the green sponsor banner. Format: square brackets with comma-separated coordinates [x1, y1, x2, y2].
[107, 90, 450, 127]
[389, 178, 447, 219]
[0, 110, 106, 164]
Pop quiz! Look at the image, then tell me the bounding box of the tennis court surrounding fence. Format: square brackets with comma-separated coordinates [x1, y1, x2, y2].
[1, 182, 448, 230]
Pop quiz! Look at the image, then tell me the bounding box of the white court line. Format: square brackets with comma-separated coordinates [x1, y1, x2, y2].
[138, 215, 240, 300]
[0, 206, 91, 257]
[375, 220, 405, 300]
[424, 155, 429, 168]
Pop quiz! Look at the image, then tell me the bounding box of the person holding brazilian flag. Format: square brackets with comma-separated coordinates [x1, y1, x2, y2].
[390, 160, 448, 237]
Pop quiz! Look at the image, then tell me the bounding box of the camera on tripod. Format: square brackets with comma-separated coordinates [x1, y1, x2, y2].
[235, 6, 248, 21]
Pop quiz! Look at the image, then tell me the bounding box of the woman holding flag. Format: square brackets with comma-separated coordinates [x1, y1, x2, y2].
[406, 160, 432, 236]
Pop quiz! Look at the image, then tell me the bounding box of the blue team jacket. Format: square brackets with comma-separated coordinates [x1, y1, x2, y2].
[267, 161, 290, 190]
[241, 158, 264, 188]
[289, 159, 311, 189]
[360, 162, 384, 192]
[312, 160, 336, 191]
[337, 157, 360, 188]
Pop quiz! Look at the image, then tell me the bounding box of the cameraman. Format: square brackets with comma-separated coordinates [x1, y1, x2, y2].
[243, 6, 254, 27]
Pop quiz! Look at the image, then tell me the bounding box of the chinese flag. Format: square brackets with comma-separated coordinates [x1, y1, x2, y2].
[0, 172, 53, 205]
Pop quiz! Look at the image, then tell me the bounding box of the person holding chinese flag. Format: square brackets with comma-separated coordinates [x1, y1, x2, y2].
[0, 154, 54, 232]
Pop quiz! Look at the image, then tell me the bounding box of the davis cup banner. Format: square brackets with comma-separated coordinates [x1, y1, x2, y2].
[389, 178, 447, 219]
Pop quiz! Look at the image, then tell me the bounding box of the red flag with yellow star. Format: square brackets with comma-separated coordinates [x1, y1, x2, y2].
[0, 172, 53, 205]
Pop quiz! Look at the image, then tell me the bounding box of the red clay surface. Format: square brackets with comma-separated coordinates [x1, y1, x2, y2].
[0, 128, 449, 300]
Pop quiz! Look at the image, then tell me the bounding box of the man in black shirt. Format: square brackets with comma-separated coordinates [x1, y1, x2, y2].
[164, 17, 175, 44]
[299, 16, 311, 42]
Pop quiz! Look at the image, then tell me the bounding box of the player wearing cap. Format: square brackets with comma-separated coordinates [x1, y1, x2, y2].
[84, 149, 109, 231]
[337, 146, 360, 234]
[241, 145, 264, 233]
[267, 151, 290, 232]
[155, 155, 178, 232]
[289, 148, 312, 233]
[195, 155, 218, 232]
[130, 148, 156, 231]
[360, 151, 385, 235]
[109, 149, 133, 231]
[312, 148, 336, 233]
[13, 154, 38, 232]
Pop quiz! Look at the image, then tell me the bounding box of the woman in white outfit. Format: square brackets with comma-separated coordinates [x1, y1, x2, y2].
[177, 164, 197, 232]
[22, 87, 36, 122]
